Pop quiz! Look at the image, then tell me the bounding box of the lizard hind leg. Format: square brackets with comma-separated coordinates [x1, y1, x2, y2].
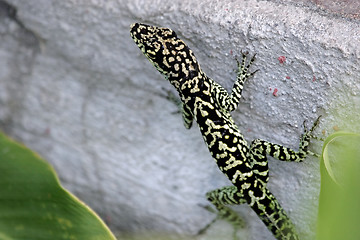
[201, 186, 248, 240]
[248, 116, 322, 164]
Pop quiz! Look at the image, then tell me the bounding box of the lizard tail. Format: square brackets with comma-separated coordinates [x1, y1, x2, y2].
[248, 184, 299, 240]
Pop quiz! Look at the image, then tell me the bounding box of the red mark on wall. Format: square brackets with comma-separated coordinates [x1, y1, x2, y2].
[278, 56, 286, 64]
[312, 75, 316, 82]
[44, 127, 51, 135]
[273, 88, 278, 97]
[286, 76, 291, 79]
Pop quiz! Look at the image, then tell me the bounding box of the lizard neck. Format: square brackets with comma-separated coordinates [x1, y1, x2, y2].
[171, 70, 210, 106]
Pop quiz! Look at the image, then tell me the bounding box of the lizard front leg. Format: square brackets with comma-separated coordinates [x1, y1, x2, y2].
[161, 88, 194, 129]
[214, 52, 258, 112]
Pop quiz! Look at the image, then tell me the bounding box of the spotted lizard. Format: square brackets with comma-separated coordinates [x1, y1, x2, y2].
[130, 23, 320, 240]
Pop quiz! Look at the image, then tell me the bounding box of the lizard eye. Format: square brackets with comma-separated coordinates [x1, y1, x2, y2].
[140, 27, 148, 35]
[166, 42, 175, 50]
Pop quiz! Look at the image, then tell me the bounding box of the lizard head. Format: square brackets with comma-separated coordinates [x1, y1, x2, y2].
[130, 23, 202, 91]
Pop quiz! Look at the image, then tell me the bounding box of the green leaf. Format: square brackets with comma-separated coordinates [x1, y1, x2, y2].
[317, 132, 360, 240]
[0, 131, 116, 240]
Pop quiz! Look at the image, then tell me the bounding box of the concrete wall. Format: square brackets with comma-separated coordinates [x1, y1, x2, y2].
[1, 0, 359, 239]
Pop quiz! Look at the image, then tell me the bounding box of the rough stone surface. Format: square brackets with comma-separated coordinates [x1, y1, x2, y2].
[274, 0, 360, 19]
[1, 0, 359, 239]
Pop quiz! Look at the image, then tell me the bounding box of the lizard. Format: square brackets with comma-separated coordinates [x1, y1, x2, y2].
[130, 22, 320, 240]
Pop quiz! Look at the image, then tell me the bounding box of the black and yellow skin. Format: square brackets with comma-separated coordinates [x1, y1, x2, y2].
[130, 23, 320, 240]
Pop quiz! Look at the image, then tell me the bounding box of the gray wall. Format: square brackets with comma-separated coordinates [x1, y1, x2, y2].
[1, 0, 359, 239]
